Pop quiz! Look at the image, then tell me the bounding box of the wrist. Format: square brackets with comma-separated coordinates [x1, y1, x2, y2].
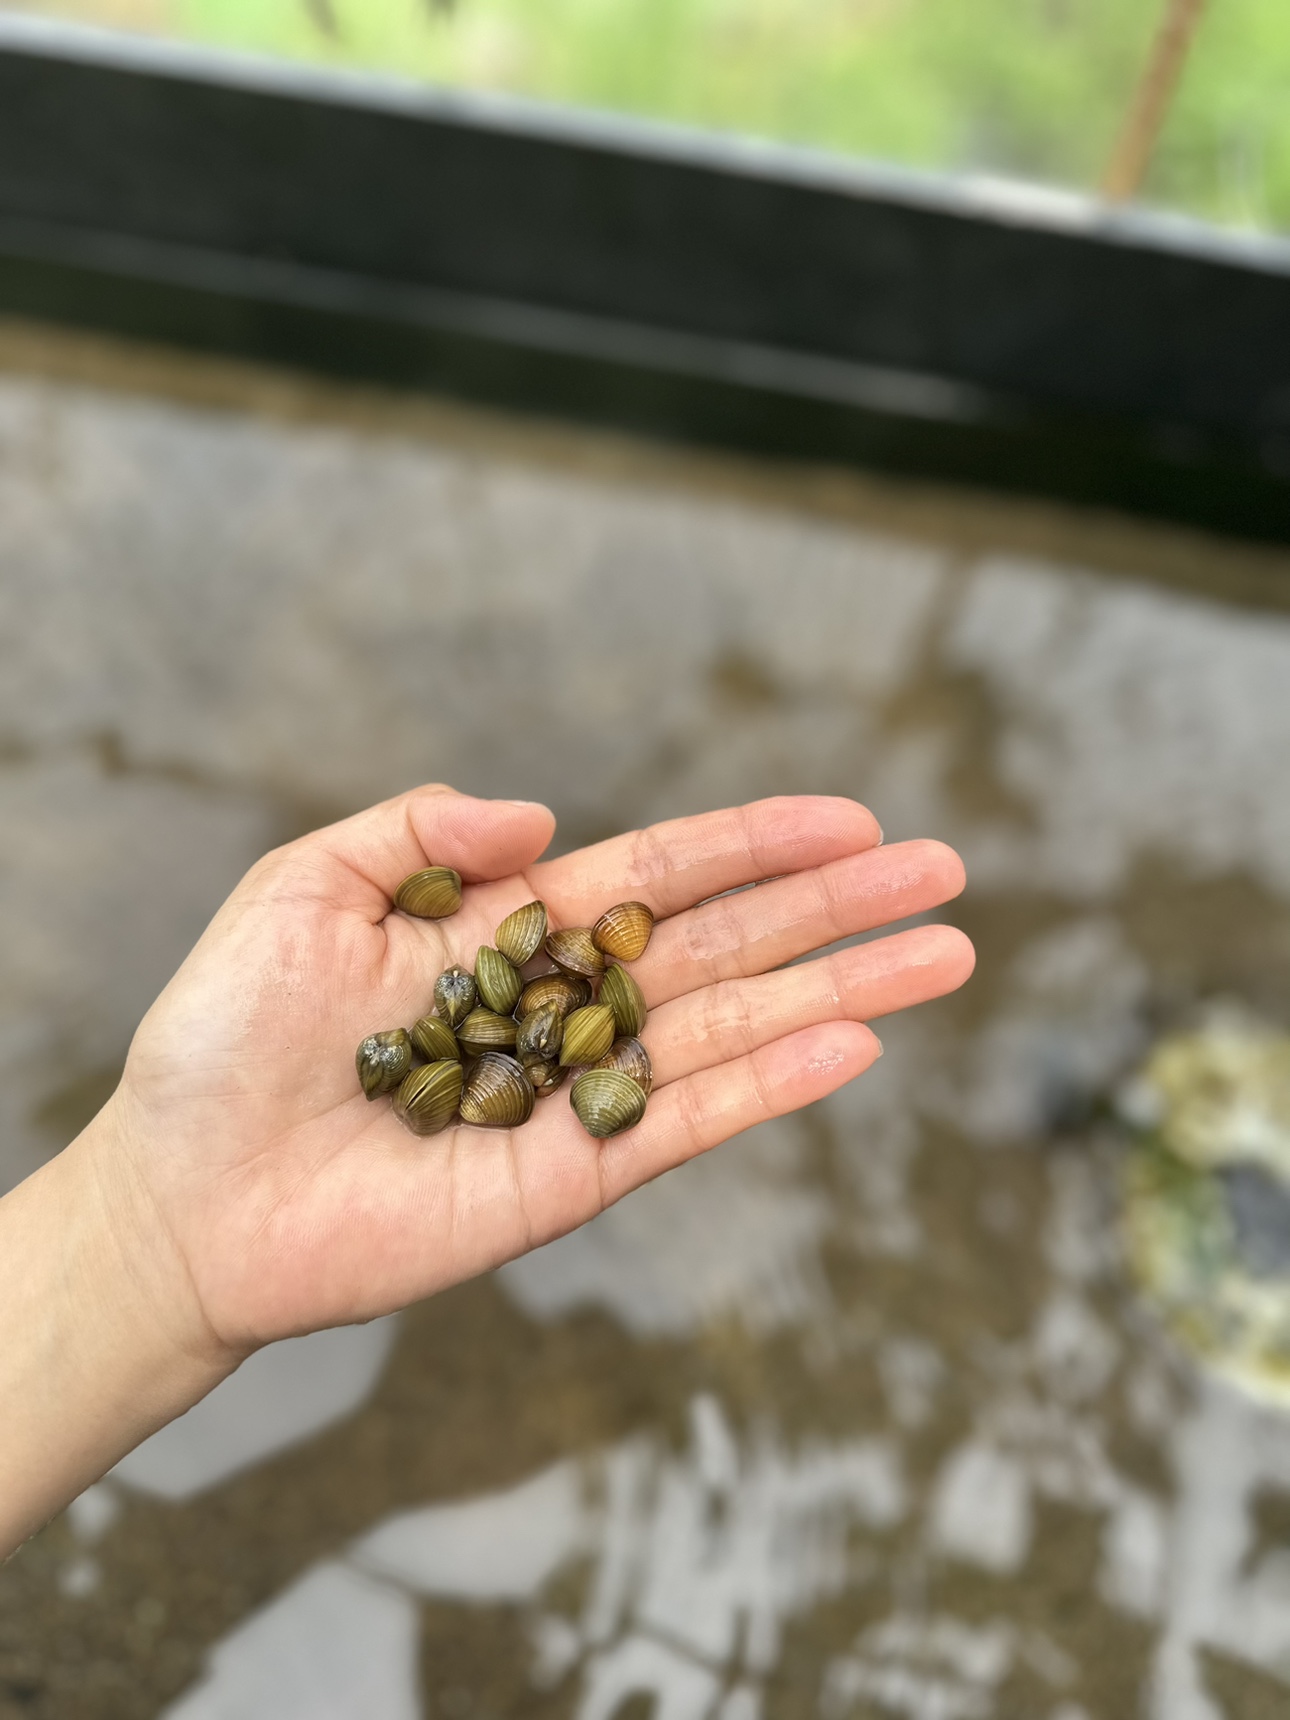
[0, 1096, 237, 1555]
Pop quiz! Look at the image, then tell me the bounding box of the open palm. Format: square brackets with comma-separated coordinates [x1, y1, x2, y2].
[111, 787, 972, 1361]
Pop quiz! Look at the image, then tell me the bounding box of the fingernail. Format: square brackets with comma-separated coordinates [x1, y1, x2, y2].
[873, 1035, 884, 1057]
[504, 799, 547, 808]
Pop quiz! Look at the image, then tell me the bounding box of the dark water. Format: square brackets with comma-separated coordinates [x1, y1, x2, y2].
[4, 321, 1290, 1720]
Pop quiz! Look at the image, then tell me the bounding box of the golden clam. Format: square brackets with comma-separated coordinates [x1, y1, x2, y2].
[457, 1008, 519, 1055]
[460, 1052, 535, 1127]
[592, 901, 654, 962]
[559, 1003, 617, 1068]
[410, 1015, 460, 1063]
[394, 1059, 463, 1136]
[356, 1028, 413, 1100]
[595, 1036, 653, 1096]
[518, 971, 592, 1020]
[545, 927, 605, 980]
[433, 964, 476, 1028]
[394, 866, 462, 919]
[495, 900, 548, 967]
[475, 945, 523, 1016]
[516, 1003, 563, 1067]
[525, 1060, 568, 1097]
[571, 1067, 648, 1138]
[600, 964, 648, 1039]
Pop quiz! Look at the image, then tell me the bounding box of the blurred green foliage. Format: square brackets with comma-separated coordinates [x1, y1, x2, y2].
[11, 0, 1290, 229]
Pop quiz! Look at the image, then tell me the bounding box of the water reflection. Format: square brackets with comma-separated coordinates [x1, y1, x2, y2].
[4, 332, 1290, 1717]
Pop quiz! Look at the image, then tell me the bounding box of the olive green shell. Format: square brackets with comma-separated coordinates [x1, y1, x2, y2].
[518, 971, 592, 1020]
[545, 927, 605, 980]
[516, 1003, 563, 1067]
[433, 965, 476, 1028]
[457, 1008, 519, 1055]
[600, 963, 648, 1039]
[571, 1068, 648, 1138]
[356, 1028, 413, 1100]
[410, 1015, 460, 1063]
[592, 901, 655, 963]
[525, 1060, 568, 1097]
[394, 1060, 463, 1136]
[460, 1053, 535, 1127]
[495, 900, 548, 968]
[595, 1036, 653, 1096]
[475, 945, 523, 1016]
[394, 866, 462, 919]
[559, 1004, 617, 1068]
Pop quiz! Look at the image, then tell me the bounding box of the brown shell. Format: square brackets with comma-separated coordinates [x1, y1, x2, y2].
[516, 1003, 564, 1067]
[525, 1060, 568, 1097]
[475, 945, 523, 1016]
[595, 1036, 653, 1096]
[600, 963, 648, 1039]
[410, 1015, 460, 1063]
[545, 927, 605, 980]
[495, 900, 548, 968]
[517, 970, 592, 1020]
[356, 1028, 413, 1100]
[592, 901, 655, 963]
[459, 1053, 535, 1128]
[559, 1004, 617, 1068]
[394, 1060, 463, 1136]
[433, 965, 476, 1028]
[394, 866, 462, 919]
[570, 1068, 648, 1139]
[456, 1008, 519, 1055]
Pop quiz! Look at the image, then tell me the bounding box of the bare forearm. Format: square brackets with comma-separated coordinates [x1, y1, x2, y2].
[0, 1108, 233, 1556]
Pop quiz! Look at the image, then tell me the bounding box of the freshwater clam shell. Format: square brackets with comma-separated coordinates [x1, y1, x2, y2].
[475, 945, 523, 1016]
[433, 964, 476, 1028]
[457, 1008, 519, 1055]
[559, 1004, 617, 1068]
[356, 1028, 413, 1100]
[394, 866, 462, 919]
[525, 1060, 567, 1097]
[592, 901, 654, 962]
[571, 1068, 648, 1138]
[460, 1052, 535, 1127]
[595, 1036, 653, 1096]
[410, 1015, 460, 1063]
[516, 1003, 563, 1067]
[545, 927, 605, 980]
[600, 963, 648, 1038]
[518, 971, 592, 1020]
[394, 1059, 462, 1136]
[495, 900, 548, 967]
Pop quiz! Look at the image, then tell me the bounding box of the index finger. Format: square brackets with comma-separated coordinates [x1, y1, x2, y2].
[526, 796, 882, 925]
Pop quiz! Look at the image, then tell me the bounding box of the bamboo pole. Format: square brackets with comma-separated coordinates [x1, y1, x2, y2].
[1102, 0, 1211, 202]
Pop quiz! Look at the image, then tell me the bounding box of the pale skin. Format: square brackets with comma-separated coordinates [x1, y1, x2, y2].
[0, 787, 973, 1556]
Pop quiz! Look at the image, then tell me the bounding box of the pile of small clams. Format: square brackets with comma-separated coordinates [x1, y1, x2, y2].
[355, 865, 655, 1140]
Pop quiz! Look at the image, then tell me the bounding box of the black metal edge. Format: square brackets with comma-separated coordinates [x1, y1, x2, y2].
[2, 16, 1289, 542]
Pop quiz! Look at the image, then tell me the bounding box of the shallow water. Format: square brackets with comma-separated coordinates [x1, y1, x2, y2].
[4, 322, 1290, 1720]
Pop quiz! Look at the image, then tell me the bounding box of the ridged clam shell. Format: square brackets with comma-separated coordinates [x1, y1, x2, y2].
[433, 965, 476, 1028]
[394, 866, 462, 919]
[595, 1037, 653, 1096]
[571, 1068, 648, 1138]
[460, 1053, 535, 1127]
[518, 971, 592, 1020]
[475, 945, 523, 1016]
[457, 1008, 519, 1055]
[394, 1059, 463, 1136]
[410, 1015, 460, 1063]
[516, 1003, 563, 1066]
[545, 927, 605, 980]
[592, 901, 654, 963]
[559, 1004, 617, 1068]
[600, 964, 648, 1038]
[495, 900, 548, 967]
[525, 1060, 568, 1097]
[356, 1028, 413, 1100]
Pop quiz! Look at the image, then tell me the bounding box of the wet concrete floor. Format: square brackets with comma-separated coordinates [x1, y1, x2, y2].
[4, 320, 1290, 1720]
